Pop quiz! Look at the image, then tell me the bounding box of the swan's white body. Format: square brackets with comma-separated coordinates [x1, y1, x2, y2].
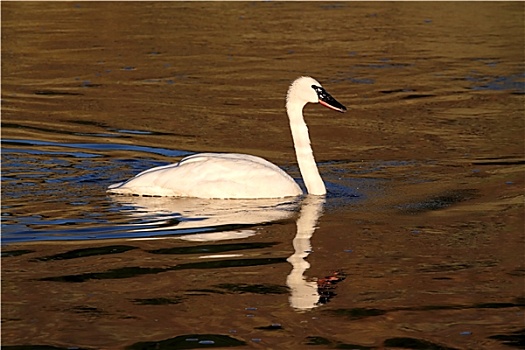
[108, 153, 302, 198]
[107, 76, 346, 199]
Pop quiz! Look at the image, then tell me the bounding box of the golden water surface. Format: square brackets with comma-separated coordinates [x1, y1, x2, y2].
[2, 2, 524, 349]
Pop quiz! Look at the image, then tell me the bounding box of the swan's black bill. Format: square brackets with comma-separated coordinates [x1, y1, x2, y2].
[312, 85, 347, 113]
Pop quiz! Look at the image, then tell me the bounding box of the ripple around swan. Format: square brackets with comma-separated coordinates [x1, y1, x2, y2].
[2, 138, 381, 243]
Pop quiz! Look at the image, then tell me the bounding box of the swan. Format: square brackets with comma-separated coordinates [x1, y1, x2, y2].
[107, 76, 346, 198]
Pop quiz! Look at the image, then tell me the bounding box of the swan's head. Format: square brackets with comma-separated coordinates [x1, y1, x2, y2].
[286, 76, 347, 113]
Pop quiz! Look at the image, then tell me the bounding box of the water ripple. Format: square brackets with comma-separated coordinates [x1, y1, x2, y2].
[2, 137, 380, 243]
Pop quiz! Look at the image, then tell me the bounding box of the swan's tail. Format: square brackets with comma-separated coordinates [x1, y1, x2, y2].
[107, 182, 129, 195]
[107, 182, 124, 190]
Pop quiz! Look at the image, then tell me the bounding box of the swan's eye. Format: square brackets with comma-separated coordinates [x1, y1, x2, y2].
[311, 85, 326, 98]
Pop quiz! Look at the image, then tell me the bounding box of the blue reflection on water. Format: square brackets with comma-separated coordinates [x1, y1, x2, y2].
[2, 139, 192, 158]
[466, 73, 525, 93]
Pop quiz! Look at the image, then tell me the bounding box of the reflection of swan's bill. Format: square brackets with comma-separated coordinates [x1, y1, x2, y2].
[129, 230, 256, 242]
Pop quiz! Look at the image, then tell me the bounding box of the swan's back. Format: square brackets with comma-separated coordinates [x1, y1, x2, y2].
[107, 153, 303, 199]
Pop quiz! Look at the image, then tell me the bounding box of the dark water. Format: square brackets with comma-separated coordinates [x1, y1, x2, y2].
[2, 2, 524, 349]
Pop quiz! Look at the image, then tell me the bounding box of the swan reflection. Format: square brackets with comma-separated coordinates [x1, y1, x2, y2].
[111, 195, 299, 241]
[111, 194, 326, 310]
[287, 195, 325, 310]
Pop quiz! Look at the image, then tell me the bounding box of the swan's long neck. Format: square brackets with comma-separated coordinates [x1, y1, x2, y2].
[287, 101, 326, 195]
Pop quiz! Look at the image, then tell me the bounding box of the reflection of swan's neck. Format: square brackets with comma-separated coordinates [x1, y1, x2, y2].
[286, 195, 325, 310]
[287, 101, 326, 195]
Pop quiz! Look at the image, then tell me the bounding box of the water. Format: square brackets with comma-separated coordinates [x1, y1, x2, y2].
[2, 2, 524, 349]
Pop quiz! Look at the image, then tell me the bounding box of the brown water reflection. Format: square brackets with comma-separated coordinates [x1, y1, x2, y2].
[2, 2, 524, 349]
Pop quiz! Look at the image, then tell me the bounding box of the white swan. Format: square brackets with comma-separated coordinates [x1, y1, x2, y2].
[107, 76, 346, 198]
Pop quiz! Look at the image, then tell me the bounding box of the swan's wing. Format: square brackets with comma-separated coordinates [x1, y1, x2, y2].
[134, 162, 181, 177]
[113, 153, 204, 184]
[108, 153, 302, 198]
[107, 161, 183, 190]
[180, 153, 281, 169]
